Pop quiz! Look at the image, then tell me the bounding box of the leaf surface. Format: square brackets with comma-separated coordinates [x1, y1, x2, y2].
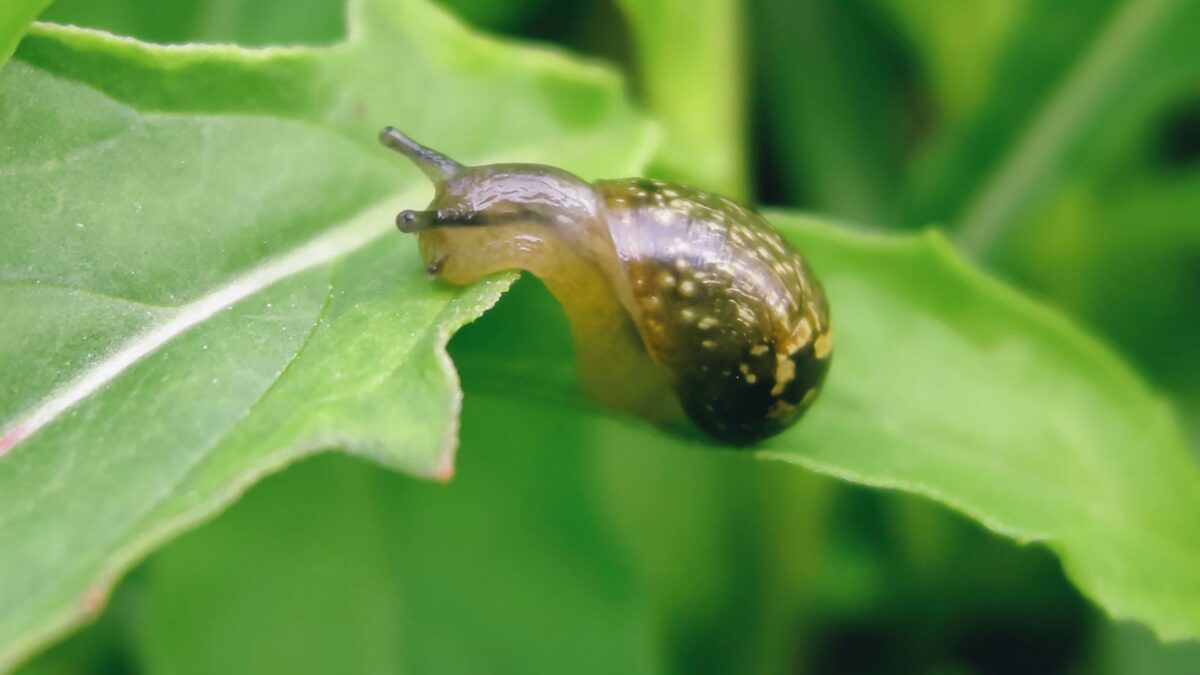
[0, 0, 49, 68]
[0, 1, 653, 668]
[452, 212, 1200, 642]
[759, 213, 1200, 640]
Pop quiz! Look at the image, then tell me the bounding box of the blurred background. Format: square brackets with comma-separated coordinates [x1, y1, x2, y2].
[16, 0, 1200, 673]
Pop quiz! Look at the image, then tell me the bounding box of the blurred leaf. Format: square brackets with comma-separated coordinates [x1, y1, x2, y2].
[40, 0, 345, 46]
[135, 446, 659, 675]
[870, 0, 1027, 121]
[0, 0, 49, 67]
[1091, 622, 1200, 675]
[617, 0, 747, 196]
[889, 0, 1200, 254]
[811, 494, 1091, 674]
[447, 276, 837, 675]
[1007, 170, 1200, 394]
[444, 208, 1200, 642]
[882, 1, 1200, 434]
[432, 0, 553, 35]
[11, 577, 143, 675]
[896, 0, 1114, 232]
[0, 0, 654, 668]
[758, 213, 1200, 641]
[751, 0, 911, 223]
[956, 0, 1200, 255]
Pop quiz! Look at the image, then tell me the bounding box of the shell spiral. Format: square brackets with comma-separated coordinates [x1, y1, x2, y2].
[598, 179, 831, 443]
[379, 128, 831, 445]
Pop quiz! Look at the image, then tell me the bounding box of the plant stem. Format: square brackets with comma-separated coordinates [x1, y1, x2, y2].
[956, 0, 1177, 259]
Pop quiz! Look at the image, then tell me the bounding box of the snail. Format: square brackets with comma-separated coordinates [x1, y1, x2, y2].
[379, 127, 832, 444]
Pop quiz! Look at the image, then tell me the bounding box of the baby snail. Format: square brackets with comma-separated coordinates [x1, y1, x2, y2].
[379, 127, 832, 445]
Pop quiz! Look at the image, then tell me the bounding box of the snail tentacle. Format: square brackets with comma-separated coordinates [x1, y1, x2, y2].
[379, 127, 462, 184]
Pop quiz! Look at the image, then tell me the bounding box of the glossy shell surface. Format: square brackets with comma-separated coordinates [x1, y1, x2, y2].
[598, 179, 832, 443]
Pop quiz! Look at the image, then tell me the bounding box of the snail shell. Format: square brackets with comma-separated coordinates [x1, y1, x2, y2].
[380, 127, 831, 444]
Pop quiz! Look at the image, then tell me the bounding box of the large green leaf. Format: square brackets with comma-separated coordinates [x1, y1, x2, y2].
[134, 446, 658, 675]
[450, 277, 841, 675]
[68, 246, 1194, 673]
[881, 0, 1200, 403]
[449, 212, 1200, 642]
[1006, 169, 1200, 393]
[0, 0, 654, 668]
[39, 0, 345, 47]
[0, 0, 49, 68]
[757, 213, 1200, 641]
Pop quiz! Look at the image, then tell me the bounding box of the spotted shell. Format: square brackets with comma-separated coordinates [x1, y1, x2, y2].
[598, 179, 831, 443]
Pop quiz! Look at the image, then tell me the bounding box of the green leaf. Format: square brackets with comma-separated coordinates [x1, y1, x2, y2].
[1091, 622, 1200, 675]
[616, 0, 747, 197]
[0, 0, 654, 668]
[751, 0, 909, 223]
[0, 0, 50, 68]
[452, 212, 1200, 642]
[759, 213, 1200, 641]
[39, 0, 345, 47]
[132, 418, 660, 674]
[883, 1, 1200, 436]
[871, 0, 1028, 121]
[887, 0, 1200, 253]
[1005, 170, 1200, 394]
[955, 0, 1200, 254]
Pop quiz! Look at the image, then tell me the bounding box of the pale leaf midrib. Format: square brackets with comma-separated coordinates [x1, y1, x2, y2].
[0, 193, 410, 453]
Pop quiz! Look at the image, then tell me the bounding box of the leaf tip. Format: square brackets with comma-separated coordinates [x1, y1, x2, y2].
[79, 586, 107, 617]
[0, 426, 25, 456]
[431, 453, 456, 483]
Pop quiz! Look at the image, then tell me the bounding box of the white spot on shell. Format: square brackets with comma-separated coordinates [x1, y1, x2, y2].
[788, 318, 813, 354]
[814, 326, 834, 359]
[771, 357, 796, 396]
[768, 399, 796, 418]
[737, 305, 756, 325]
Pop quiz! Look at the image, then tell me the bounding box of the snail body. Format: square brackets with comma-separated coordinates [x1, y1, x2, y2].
[380, 127, 831, 444]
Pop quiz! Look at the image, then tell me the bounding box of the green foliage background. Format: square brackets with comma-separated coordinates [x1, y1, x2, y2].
[1, 0, 1199, 673]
